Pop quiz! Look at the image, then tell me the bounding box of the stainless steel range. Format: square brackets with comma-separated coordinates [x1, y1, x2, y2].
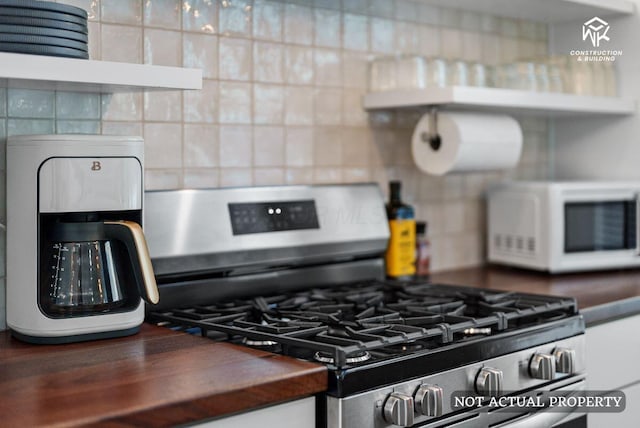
[144, 184, 586, 428]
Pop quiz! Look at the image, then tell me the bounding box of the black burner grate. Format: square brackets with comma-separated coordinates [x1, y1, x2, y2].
[149, 281, 578, 368]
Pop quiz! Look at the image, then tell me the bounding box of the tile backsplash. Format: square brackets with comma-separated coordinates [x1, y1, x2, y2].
[0, 0, 551, 329]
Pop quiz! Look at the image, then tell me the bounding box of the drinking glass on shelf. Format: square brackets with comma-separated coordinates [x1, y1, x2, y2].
[568, 60, 594, 95]
[547, 63, 564, 93]
[602, 61, 617, 97]
[469, 62, 488, 87]
[427, 57, 448, 87]
[449, 59, 469, 86]
[591, 61, 607, 96]
[395, 55, 428, 90]
[514, 61, 537, 91]
[368, 56, 396, 92]
[535, 63, 550, 92]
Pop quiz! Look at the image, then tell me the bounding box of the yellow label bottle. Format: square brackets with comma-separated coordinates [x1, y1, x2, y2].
[385, 181, 416, 278]
[386, 219, 416, 277]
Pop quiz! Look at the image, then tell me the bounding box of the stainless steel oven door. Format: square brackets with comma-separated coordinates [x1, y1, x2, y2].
[412, 376, 586, 428]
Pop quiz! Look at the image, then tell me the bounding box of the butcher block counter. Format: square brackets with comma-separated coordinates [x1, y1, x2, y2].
[0, 324, 327, 427]
[2, 266, 640, 427]
[431, 266, 640, 325]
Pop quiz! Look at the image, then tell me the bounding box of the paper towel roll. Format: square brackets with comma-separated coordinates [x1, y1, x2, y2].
[411, 111, 523, 175]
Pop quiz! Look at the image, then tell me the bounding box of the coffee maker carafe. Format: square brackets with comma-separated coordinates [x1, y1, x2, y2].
[7, 135, 159, 343]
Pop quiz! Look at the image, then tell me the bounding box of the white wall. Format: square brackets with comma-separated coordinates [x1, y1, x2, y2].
[550, 2, 640, 179]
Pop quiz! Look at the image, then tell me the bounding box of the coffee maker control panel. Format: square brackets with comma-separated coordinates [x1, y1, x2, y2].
[39, 157, 142, 213]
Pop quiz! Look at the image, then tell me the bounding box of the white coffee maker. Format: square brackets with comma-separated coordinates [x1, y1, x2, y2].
[6, 135, 159, 344]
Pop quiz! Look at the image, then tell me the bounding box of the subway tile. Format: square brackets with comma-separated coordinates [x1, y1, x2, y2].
[183, 33, 218, 79]
[253, 41, 284, 83]
[342, 52, 368, 89]
[284, 4, 313, 45]
[8, 89, 54, 118]
[220, 168, 253, 186]
[314, 48, 342, 87]
[253, 84, 284, 125]
[144, 0, 181, 29]
[183, 0, 218, 33]
[88, 21, 101, 60]
[144, 123, 183, 168]
[418, 4, 440, 26]
[314, 0, 341, 10]
[56, 92, 101, 120]
[462, 30, 483, 62]
[284, 45, 314, 85]
[219, 37, 252, 81]
[183, 168, 220, 188]
[395, 22, 419, 53]
[284, 86, 314, 125]
[441, 8, 461, 28]
[369, 0, 394, 19]
[253, 0, 283, 41]
[419, 25, 440, 57]
[500, 17, 520, 38]
[184, 79, 218, 123]
[101, 92, 142, 121]
[286, 167, 313, 184]
[219, 0, 253, 37]
[370, 18, 395, 54]
[101, 24, 142, 63]
[219, 126, 253, 167]
[395, 0, 419, 23]
[342, 167, 371, 182]
[56, 120, 101, 134]
[313, 128, 342, 166]
[219, 81, 252, 124]
[341, 128, 370, 167]
[342, 90, 367, 126]
[441, 28, 463, 59]
[313, 167, 342, 183]
[144, 91, 182, 122]
[218, 82, 252, 124]
[60, 0, 100, 20]
[314, 88, 342, 126]
[184, 124, 219, 167]
[285, 127, 313, 167]
[342, 0, 368, 14]
[314, 8, 341, 48]
[253, 167, 285, 185]
[101, 121, 143, 137]
[101, 0, 141, 24]
[343, 14, 368, 52]
[145, 169, 182, 190]
[253, 125, 284, 166]
[7, 119, 54, 136]
[144, 29, 182, 66]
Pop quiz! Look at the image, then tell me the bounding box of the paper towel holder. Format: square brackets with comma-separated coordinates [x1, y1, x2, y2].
[420, 107, 441, 151]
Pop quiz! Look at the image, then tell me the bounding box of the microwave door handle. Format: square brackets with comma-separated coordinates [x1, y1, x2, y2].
[636, 194, 640, 256]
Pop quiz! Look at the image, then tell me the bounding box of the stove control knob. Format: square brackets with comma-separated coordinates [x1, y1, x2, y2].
[529, 353, 556, 380]
[383, 392, 415, 427]
[414, 384, 443, 417]
[554, 347, 576, 374]
[475, 367, 503, 397]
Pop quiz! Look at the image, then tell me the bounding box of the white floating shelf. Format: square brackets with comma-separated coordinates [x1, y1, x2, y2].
[422, 0, 635, 23]
[363, 86, 636, 117]
[0, 52, 202, 92]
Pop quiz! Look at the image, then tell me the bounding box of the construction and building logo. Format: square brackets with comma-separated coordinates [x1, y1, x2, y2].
[583, 17, 610, 47]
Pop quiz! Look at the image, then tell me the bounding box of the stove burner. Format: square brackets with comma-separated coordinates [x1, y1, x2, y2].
[314, 351, 372, 365]
[242, 337, 278, 347]
[384, 341, 425, 354]
[463, 327, 492, 336]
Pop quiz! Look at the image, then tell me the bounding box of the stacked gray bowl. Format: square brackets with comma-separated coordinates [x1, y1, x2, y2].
[0, 0, 88, 59]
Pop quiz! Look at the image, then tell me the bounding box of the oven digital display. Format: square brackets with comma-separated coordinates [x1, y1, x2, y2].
[228, 200, 319, 235]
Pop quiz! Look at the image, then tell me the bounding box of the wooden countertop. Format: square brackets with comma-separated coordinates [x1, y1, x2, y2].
[0, 324, 327, 427]
[430, 265, 640, 325]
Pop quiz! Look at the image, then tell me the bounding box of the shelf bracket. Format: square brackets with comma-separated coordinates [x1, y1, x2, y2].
[420, 107, 442, 151]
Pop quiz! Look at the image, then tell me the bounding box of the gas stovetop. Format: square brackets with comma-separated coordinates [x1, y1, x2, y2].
[149, 280, 580, 375]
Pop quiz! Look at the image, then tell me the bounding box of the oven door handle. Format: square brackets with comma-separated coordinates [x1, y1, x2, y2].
[636, 193, 640, 256]
[493, 380, 585, 428]
[494, 408, 581, 428]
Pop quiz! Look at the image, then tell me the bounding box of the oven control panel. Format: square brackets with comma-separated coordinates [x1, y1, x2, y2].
[229, 200, 319, 235]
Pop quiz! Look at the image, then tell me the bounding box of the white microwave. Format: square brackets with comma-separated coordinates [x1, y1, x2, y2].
[488, 181, 640, 273]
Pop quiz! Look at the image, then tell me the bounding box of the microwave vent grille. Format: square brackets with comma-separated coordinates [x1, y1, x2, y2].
[493, 233, 536, 257]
